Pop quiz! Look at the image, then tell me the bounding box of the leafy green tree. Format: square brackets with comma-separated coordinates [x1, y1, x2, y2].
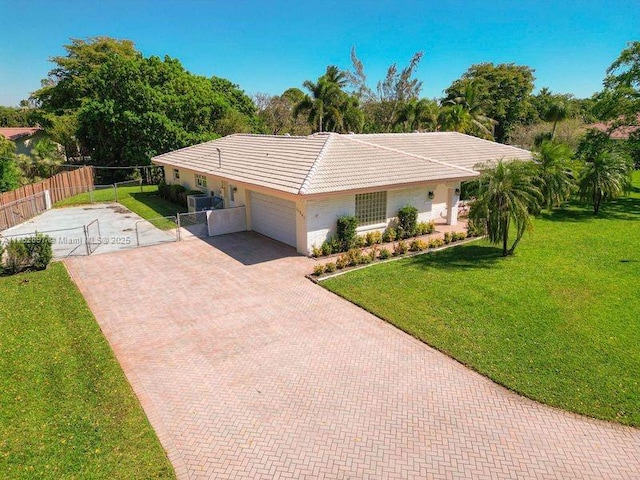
[0, 137, 20, 192]
[603, 41, 640, 120]
[76, 53, 246, 175]
[578, 150, 632, 215]
[469, 160, 541, 256]
[444, 63, 535, 143]
[534, 141, 574, 210]
[32, 37, 139, 114]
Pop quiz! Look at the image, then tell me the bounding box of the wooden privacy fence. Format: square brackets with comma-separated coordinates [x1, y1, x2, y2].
[0, 167, 94, 230]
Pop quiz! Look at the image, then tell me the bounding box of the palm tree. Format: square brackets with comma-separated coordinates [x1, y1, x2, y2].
[396, 98, 439, 132]
[469, 160, 541, 256]
[534, 141, 575, 210]
[442, 81, 496, 139]
[578, 150, 632, 215]
[541, 100, 568, 139]
[294, 66, 352, 133]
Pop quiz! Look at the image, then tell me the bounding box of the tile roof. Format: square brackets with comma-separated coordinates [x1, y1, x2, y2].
[589, 114, 640, 140]
[0, 127, 42, 141]
[152, 132, 533, 196]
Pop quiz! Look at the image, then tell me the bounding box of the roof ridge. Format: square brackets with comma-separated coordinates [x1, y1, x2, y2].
[298, 133, 335, 194]
[342, 134, 478, 175]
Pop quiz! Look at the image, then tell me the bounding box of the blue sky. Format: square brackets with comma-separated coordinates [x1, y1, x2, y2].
[0, 0, 638, 106]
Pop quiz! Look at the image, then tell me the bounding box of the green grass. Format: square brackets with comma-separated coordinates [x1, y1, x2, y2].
[55, 185, 186, 230]
[323, 173, 640, 427]
[0, 263, 175, 479]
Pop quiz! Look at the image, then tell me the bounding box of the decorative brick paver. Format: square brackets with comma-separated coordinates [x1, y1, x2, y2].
[65, 233, 640, 479]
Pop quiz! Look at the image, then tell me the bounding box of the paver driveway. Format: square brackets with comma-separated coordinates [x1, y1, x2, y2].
[65, 233, 640, 479]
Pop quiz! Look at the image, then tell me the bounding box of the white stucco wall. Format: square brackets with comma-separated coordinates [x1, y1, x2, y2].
[208, 206, 247, 236]
[304, 184, 455, 254]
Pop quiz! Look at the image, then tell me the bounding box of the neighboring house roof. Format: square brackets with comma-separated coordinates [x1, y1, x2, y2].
[152, 132, 533, 196]
[589, 114, 640, 140]
[0, 127, 42, 141]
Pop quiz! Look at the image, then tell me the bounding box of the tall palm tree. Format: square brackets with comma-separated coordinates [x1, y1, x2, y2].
[469, 160, 541, 256]
[534, 140, 575, 210]
[294, 67, 350, 133]
[578, 150, 632, 215]
[542, 100, 568, 139]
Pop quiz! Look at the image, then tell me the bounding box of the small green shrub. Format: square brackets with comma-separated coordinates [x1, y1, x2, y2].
[365, 231, 382, 246]
[329, 235, 342, 254]
[324, 262, 337, 273]
[4, 239, 29, 274]
[416, 221, 435, 235]
[354, 235, 367, 248]
[409, 239, 428, 252]
[336, 254, 349, 269]
[169, 184, 186, 204]
[397, 205, 418, 238]
[321, 240, 332, 256]
[466, 219, 486, 237]
[443, 232, 452, 244]
[453, 231, 467, 242]
[157, 180, 170, 200]
[382, 227, 397, 243]
[347, 248, 364, 266]
[378, 248, 391, 260]
[23, 233, 53, 270]
[312, 264, 324, 276]
[394, 240, 409, 255]
[311, 244, 323, 258]
[428, 237, 445, 248]
[337, 216, 358, 251]
[0, 243, 4, 274]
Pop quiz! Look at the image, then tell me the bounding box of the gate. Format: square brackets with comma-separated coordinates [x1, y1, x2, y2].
[135, 216, 179, 247]
[177, 211, 209, 240]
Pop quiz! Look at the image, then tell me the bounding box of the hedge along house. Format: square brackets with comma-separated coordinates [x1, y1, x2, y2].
[152, 132, 533, 255]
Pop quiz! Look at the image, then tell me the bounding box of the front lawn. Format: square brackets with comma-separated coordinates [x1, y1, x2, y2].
[323, 175, 640, 427]
[0, 264, 175, 478]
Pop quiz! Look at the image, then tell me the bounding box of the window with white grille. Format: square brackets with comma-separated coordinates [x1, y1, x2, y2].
[195, 174, 207, 188]
[173, 169, 180, 180]
[355, 191, 387, 226]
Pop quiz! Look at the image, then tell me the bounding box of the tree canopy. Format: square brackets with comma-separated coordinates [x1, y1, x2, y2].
[29, 37, 257, 174]
[444, 63, 536, 143]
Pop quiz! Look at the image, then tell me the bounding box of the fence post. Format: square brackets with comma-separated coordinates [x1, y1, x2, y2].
[135, 222, 140, 247]
[177, 213, 181, 241]
[113, 184, 118, 203]
[84, 225, 90, 255]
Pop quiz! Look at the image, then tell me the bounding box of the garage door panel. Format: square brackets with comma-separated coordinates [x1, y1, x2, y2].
[251, 192, 296, 247]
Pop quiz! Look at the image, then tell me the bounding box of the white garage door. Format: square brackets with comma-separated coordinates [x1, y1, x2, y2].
[250, 192, 297, 247]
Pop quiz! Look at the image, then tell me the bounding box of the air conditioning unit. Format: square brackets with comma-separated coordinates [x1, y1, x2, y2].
[187, 194, 224, 213]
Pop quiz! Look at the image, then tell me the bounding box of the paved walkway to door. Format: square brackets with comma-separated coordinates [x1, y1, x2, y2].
[65, 233, 640, 479]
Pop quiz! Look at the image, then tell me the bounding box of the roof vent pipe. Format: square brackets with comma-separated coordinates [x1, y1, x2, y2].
[215, 147, 221, 168]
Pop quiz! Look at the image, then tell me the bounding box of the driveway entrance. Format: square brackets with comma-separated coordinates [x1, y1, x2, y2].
[65, 233, 640, 479]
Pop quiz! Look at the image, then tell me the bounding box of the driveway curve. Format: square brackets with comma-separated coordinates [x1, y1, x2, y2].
[65, 233, 640, 479]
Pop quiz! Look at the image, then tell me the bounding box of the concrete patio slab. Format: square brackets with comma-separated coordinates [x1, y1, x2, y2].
[1, 203, 175, 258]
[65, 233, 640, 479]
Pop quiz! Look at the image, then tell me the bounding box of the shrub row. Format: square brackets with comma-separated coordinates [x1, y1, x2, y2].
[0, 233, 53, 275]
[312, 219, 436, 258]
[312, 231, 469, 276]
[157, 181, 203, 208]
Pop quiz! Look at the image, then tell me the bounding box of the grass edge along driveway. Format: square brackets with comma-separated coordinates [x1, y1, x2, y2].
[323, 179, 640, 427]
[0, 263, 175, 479]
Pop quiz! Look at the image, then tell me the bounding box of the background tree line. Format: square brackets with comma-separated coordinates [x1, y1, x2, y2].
[1, 37, 638, 191]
